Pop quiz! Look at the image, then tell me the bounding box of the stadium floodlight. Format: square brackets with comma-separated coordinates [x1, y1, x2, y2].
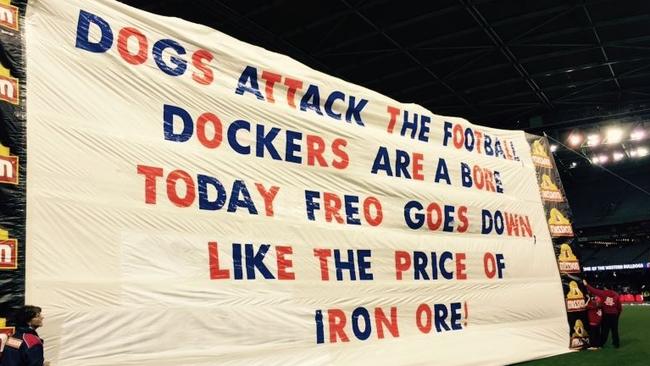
[613, 152, 624, 161]
[591, 156, 599, 164]
[599, 154, 609, 163]
[639, 147, 649, 157]
[587, 134, 600, 146]
[630, 129, 645, 141]
[568, 133, 582, 146]
[630, 149, 638, 157]
[550, 144, 558, 152]
[606, 128, 623, 144]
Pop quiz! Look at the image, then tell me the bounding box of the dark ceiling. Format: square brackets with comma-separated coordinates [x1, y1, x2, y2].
[118, 0, 650, 132]
[118, 0, 650, 231]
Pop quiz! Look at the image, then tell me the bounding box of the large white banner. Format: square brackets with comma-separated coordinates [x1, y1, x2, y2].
[25, 0, 569, 365]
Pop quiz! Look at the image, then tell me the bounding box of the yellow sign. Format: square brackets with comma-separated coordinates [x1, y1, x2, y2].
[0, 0, 18, 31]
[0, 227, 18, 270]
[539, 174, 563, 202]
[531, 139, 552, 168]
[566, 281, 586, 312]
[0, 143, 19, 185]
[548, 208, 574, 237]
[558, 243, 580, 274]
[570, 319, 588, 349]
[0, 64, 19, 105]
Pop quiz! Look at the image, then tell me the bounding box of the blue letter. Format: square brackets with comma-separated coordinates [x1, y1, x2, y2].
[442, 121, 453, 146]
[358, 250, 373, 280]
[75, 10, 113, 53]
[371, 147, 393, 176]
[345, 96, 367, 126]
[227, 120, 251, 155]
[460, 162, 472, 188]
[351, 307, 372, 340]
[163, 104, 193, 142]
[198, 174, 227, 211]
[235, 66, 264, 100]
[153, 39, 187, 76]
[324, 91, 345, 120]
[305, 190, 321, 220]
[404, 201, 424, 229]
[228, 180, 258, 214]
[285, 130, 302, 164]
[481, 209, 493, 234]
[434, 158, 451, 185]
[300, 84, 323, 115]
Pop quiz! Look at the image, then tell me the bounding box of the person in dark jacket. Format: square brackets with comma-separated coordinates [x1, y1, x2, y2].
[583, 280, 622, 348]
[0, 305, 48, 366]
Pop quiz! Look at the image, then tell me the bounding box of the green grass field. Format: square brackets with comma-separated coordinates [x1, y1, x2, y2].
[517, 305, 650, 366]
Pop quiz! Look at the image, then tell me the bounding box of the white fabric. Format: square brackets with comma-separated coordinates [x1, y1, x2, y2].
[25, 0, 570, 365]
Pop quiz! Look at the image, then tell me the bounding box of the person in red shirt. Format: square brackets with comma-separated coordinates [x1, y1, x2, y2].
[585, 295, 602, 349]
[583, 280, 622, 348]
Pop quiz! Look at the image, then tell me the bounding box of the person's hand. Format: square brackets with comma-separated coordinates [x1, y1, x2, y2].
[582, 279, 588, 286]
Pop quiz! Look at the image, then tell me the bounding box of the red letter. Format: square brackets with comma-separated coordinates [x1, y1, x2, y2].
[519, 215, 532, 237]
[457, 206, 469, 233]
[306, 135, 327, 167]
[192, 50, 214, 85]
[166, 169, 195, 207]
[505, 212, 519, 237]
[313, 248, 332, 281]
[284, 77, 303, 108]
[363, 196, 383, 226]
[137, 165, 163, 204]
[331, 138, 349, 170]
[323, 192, 344, 223]
[412, 153, 424, 180]
[328, 309, 350, 343]
[208, 241, 230, 279]
[386, 106, 400, 133]
[415, 304, 432, 334]
[484, 252, 496, 279]
[484, 169, 495, 192]
[375, 307, 399, 339]
[472, 165, 484, 190]
[276, 246, 295, 280]
[196, 112, 223, 149]
[255, 183, 280, 217]
[394, 251, 411, 280]
[453, 124, 464, 149]
[117, 27, 148, 65]
[261, 71, 282, 103]
[426, 203, 443, 231]
[456, 252, 467, 280]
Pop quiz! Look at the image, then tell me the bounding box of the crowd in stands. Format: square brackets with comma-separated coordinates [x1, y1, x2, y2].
[583, 269, 649, 303]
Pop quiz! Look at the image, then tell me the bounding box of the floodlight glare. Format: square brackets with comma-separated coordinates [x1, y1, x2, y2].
[568, 134, 582, 146]
[587, 134, 600, 146]
[599, 154, 608, 163]
[639, 147, 649, 157]
[591, 156, 599, 164]
[630, 129, 645, 141]
[613, 152, 624, 161]
[606, 128, 623, 144]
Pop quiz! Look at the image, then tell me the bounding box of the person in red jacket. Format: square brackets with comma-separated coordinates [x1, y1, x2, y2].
[585, 294, 602, 349]
[583, 280, 622, 348]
